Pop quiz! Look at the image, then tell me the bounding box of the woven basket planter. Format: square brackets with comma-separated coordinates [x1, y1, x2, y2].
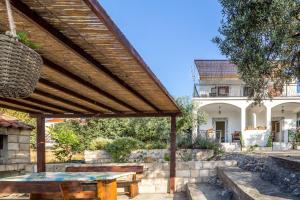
[0, 34, 43, 98]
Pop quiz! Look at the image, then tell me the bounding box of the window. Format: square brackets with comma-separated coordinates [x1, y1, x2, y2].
[218, 86, 229, 96]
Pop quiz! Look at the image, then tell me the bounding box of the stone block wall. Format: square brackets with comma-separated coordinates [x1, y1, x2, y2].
[85, 149, 214, 164]
[26, 160, 237, 193]
[0, 128, 31, 173]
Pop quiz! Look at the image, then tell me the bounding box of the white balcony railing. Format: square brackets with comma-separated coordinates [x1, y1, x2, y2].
[193, 83, 300, 98]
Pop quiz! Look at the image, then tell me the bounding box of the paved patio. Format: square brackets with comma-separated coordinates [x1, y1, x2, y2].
[0, 193, 187, 200]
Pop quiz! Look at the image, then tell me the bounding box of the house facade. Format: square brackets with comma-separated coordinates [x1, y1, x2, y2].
[192, 60, 300, 150]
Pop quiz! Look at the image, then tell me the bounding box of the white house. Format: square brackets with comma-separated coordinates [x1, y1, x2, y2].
[192, 60, 300, 150]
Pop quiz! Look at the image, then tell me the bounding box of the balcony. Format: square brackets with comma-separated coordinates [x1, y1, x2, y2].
[193, 83, 300, 98]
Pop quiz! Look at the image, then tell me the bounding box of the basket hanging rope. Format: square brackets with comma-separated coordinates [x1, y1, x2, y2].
[0, 0, 42, 98]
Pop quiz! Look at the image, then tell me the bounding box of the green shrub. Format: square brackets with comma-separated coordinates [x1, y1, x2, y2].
[176, 134, 193, 149]
[105, 137, 143, 163]
[266, 134, 273, 147]
[145, 142, 168, 149]
[164, 153, 170, 161]
[193, 137, 224, 155]
[296, 132, 300, 142]
[89, 137, 112, 150]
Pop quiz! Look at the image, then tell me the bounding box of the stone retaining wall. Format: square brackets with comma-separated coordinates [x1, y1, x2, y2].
[222, 153, 300, 196]
[84, 149, 214, 164]
[26, 160, 237, 193]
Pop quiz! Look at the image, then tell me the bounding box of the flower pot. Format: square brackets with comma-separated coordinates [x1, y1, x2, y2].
[0, 34, 42, 98]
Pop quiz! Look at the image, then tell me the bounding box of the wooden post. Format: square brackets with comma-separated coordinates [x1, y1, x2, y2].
[36, 115, 46, 172]
[169, 115, 176, 193]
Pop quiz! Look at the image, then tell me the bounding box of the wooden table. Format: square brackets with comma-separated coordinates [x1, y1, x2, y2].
[0, 172, 135, 200]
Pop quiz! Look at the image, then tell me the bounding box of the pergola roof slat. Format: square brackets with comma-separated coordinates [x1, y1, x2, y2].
[43, 57, 140, 113]
[38, 79, 120, 113]
[11, 0, 160, 112]
[0, 0, 180, 116]
[33, 90, 99, 114]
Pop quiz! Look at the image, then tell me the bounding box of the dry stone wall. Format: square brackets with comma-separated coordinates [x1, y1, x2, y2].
[84, 149, 214, 164]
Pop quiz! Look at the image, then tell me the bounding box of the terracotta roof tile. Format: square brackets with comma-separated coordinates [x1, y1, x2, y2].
[0, 114, 34, 130]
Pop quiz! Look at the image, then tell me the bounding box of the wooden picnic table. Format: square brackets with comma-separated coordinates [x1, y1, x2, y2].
[0, 172, 135, 200]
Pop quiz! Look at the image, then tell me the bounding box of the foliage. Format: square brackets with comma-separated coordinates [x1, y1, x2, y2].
[145, 142, 168, 149]
[49, 123, 83, 162]
[51, 96, 204, 150]
[105, 137, 143, 163]
[266, 134, 273, 147]
[193, 137, 224, 155]
[88, 137, 112, 150]
[176, 134, 193, 149]
[17, 32, 41, 50]
[288, 129, 296, 142]
[296, 131, 300, 142]
[214, 0, 300, 103]
[0, 108, 36, 148]
[163, 153, 170, 161]
[176, 97, 208, 134]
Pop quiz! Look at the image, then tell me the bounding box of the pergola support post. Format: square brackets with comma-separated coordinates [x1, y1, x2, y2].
[36, 115, 46, 172]
[169, 115, 176, 193]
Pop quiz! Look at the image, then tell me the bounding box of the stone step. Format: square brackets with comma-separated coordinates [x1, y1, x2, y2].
[217, 167, 298, 200]
[187, 183, 233, 200]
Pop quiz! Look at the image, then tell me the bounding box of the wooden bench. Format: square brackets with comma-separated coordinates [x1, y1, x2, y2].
[65, 166, 143, 198]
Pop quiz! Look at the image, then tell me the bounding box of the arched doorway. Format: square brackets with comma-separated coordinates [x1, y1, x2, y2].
[198, 103, 241, 143]
[246, 104, 267, 130]
[271, 102, 300, 144]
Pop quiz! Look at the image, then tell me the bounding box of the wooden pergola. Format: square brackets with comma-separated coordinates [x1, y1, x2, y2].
[0, 0, 180, 192]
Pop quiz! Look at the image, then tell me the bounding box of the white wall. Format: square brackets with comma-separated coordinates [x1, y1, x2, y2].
[193, 97, 300, 147]
[199, 110, 241, 142]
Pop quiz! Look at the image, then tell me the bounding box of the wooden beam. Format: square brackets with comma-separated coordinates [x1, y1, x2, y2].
[0, 104, 40, 114]
[43, 58, 140, 113]
[169, 115, 176, 193]
[11, 0, 161, 112]
[39, 78, 119, 114]
[0, 98, 56, 114]
[30, 112, 180, 119]
[23, 97, 79, 114]
[36, 115, 46, 172]
[34, 89, 99, 114]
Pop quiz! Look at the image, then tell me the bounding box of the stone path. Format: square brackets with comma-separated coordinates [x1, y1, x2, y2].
[187, 183, 233, 200]
[119, 193, 186, 200]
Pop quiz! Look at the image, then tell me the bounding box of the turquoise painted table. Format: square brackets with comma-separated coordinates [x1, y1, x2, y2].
[0, 172, 135, 200]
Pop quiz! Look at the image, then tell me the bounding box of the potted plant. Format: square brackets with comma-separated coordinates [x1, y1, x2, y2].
[0, 0, 42, 98]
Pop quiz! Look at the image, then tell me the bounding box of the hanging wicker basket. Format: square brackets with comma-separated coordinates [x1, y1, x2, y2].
[0, 34, 42, 98]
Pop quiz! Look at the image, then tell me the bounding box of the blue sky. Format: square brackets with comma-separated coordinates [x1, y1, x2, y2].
[100, 0, 226, 97]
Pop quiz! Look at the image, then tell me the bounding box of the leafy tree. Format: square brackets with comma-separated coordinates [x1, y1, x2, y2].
[49, 123, 83, 162]
[214, 0, 300, 102]
[49, 97, 207, 150]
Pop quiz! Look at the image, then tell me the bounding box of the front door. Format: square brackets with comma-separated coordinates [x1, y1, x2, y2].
[215, 121, 226, 143]
[272, 121, 282, 142]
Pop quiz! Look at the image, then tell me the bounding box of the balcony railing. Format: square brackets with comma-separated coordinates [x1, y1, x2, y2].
[193, 83, 300, 98]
